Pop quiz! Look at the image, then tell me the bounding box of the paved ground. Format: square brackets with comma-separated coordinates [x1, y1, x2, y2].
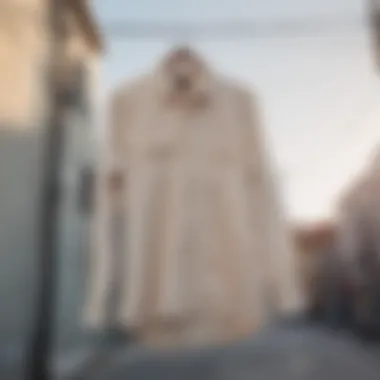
[71, 324, 380, 380]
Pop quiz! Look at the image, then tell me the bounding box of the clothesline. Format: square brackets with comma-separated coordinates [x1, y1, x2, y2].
[101, 15, 365, 39]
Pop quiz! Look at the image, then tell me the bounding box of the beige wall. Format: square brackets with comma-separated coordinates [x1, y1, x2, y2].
[0, 0, 47, 128]
[0, 0, 100, 129]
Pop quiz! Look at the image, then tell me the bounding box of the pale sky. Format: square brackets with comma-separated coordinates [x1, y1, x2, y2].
[93, 0, 380, 223]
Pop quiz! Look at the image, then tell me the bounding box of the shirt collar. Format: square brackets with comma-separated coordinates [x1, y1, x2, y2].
[153, 46, 215, 108]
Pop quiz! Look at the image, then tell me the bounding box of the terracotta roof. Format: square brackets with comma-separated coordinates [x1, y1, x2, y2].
[293, 221, 336, 254]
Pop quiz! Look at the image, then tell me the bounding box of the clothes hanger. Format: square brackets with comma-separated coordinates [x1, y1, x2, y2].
[162, 42, 206, 93]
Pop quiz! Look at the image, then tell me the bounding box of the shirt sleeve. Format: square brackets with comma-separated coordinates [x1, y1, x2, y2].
[240, 89, 305, 315]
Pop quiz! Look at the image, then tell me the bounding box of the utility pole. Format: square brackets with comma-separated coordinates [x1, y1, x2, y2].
[28, 0, 68, 379]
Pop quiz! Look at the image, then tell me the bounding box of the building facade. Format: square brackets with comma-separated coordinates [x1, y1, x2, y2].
[0, 0, 102, 128]
[369, 0, 380, 69]
[0, 0, 102, 376]
[293, 222, 337, 311]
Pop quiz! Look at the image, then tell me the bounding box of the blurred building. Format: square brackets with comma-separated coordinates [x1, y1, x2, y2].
[0, 0, 103, 375]
[369, 0, 380, 69]
[336, 149, 380, 265]
[293, 221, 337, 309]
[0, 0, 102, 128]
[333, 150, 380, 333]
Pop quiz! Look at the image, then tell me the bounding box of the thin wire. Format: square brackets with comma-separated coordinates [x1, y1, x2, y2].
[101, 15, 364, 39]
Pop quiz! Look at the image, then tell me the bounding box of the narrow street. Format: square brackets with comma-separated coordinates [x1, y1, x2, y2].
[71, 324, 380, 380]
